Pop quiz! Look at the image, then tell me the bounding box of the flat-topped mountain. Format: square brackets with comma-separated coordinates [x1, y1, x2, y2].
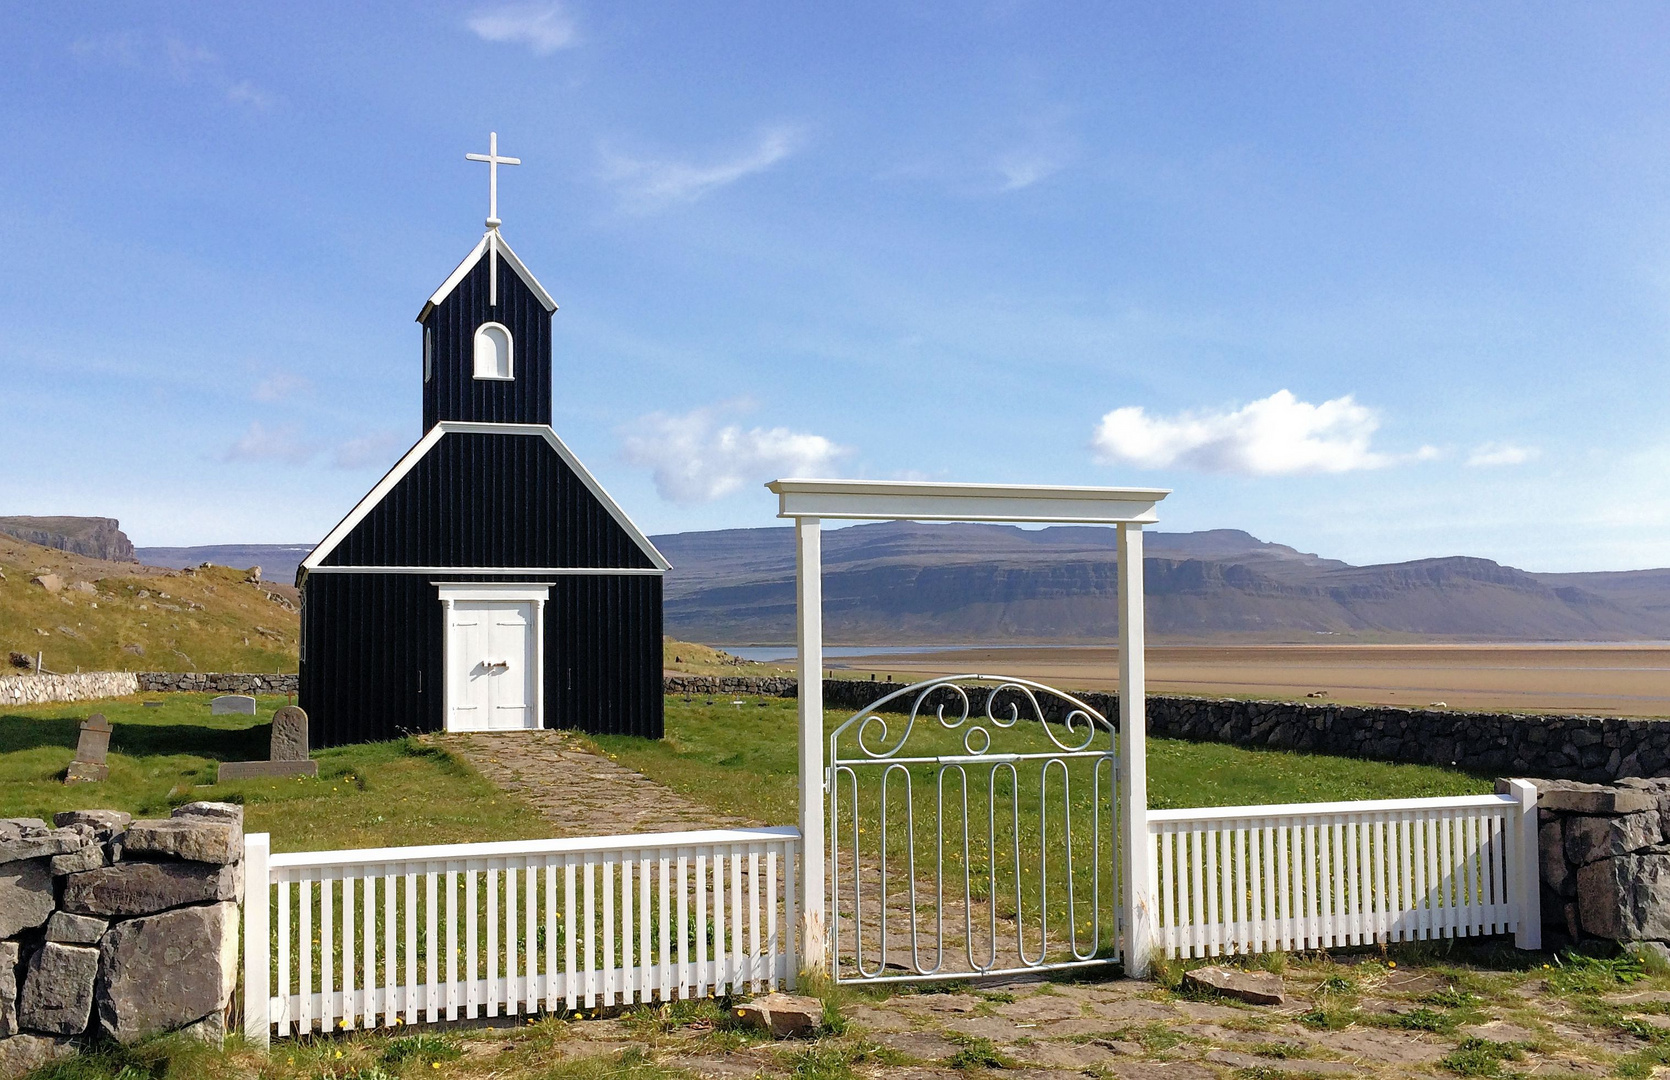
[0, 517, 136, 563]
[650, 522, 1670, 644]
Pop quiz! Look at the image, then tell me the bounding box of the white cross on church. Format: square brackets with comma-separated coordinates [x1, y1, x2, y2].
[467, 131, 521, 229]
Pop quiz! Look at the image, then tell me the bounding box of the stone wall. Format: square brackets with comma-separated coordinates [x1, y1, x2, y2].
[135, 672, 297, 695]
[0, 804, 243, 1078]
[668, 675, 1670, 784]
[0, 672, 298, 707]
[1530, 778, 1670, 954]
[0, 674, 139, 708]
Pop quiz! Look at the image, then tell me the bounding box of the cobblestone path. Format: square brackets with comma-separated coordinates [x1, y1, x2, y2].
[430, 729, 756, 837]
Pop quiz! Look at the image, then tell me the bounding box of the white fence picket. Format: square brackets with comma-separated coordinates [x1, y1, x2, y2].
[245, 827, 800, 1040]
[1148, 794, 1535, 959]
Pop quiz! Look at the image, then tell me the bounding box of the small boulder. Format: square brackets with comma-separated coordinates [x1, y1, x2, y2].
[1182, 965, 1286, 1005]
[61, 861, 239, 918]
[0, 942, 17, 1038]
[735, 993, 824, 1038]
[18, 942, 99, 1035]
[171, 801, 244, 827]
[0, 1033, 76, 1079]
[97, 902, 239, 1043]
[0, 859, 54, 938]
[45, 911, 108, 945]
[0, 825, 92, 866]
[54, 810, 131, 837]
[123, 817, 242, 865]
[50, 843, 109, 875]
[29, 574, 62, 593]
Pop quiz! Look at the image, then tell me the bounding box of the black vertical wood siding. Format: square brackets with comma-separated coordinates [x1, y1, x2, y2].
[301, 573, 663, 746]
[422, 246, 552, 431]
[322, 431, 655, 569]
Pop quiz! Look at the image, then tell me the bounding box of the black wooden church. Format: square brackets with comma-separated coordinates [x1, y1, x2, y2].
[297, 135, 667, 746]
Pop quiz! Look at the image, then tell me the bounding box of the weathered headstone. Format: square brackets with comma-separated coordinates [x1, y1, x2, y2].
[64, 714, 111, 784]
[217, 706, 318, 781]
[270, 706, 308, 760]
[208, 695, 256, 716]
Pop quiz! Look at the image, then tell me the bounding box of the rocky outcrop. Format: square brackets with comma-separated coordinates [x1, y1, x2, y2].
[0, 517, 136, 562]
[0, 804, 245, 1074]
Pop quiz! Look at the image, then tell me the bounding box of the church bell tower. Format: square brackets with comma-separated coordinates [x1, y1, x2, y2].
[416, 132, 559, 433]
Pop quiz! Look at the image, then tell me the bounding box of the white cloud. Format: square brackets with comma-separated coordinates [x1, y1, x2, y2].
[223, 421, 315, 465]
[226, 80, 275, 110]
[621, 401, 847, 502]
[70, 31, 143, 67]
[467, 3, 579, 54]
[600, 126, 802, 212]
[252, 372, 311, 403]
[70, 32, 274, 109]
[1468, 442, 1539, 467]
[162, 37, 218, 81]
[332, 431, 408, 470]
[1092, 389, 1418, 476]
[994, 150, 1068, 191]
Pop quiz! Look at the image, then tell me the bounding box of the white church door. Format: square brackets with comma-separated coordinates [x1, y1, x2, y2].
[439, 585, 547, 733]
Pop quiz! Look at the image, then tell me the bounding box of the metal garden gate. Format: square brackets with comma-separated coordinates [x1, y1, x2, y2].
[828, 675, 1124, 984]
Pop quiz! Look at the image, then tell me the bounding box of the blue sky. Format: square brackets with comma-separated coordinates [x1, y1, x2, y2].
[4, 4, 1670, 571]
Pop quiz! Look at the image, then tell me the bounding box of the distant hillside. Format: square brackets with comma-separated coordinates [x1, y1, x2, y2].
[137, 544, 314, 586]
[651, 522, 1670, 644]
[0, 535, 298, 673]
[0, 517, 136, 562]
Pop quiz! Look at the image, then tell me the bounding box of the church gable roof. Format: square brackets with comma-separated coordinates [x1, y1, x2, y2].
[299, 422, 669, 579]
[418, 230, 558, 322]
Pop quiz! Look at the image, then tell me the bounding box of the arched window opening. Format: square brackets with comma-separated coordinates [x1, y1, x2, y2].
[473, 322, 513, 380]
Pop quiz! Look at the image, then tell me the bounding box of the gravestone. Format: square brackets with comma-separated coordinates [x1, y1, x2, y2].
[269, 706, 308, 760]
[64, 714, 112, 784]
[216, 705, 318, 781]
[208, 695, 256, 716]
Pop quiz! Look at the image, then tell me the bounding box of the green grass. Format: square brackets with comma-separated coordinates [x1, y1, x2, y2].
[591, 695, 1493, 822]
[0, 694, 551, 852]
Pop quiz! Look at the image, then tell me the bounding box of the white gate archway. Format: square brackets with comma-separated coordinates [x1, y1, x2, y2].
[765, 479, 1169, 977]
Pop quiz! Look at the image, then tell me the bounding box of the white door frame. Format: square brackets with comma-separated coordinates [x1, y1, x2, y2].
[437, 582, 548, 732]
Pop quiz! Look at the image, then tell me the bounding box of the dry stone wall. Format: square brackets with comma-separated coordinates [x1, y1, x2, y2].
[135, 672, 297, 695]
[0, 804, 243, 1078]
[0, 672, 297, 707]
[0, 674, 139, 708]
[1528, 777, 1670, 957]
[670, 675, 1670, 784]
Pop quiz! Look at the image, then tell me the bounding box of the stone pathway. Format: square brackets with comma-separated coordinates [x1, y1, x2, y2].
[430, 730, 756, 837]
[278, 956, 1670, 1080]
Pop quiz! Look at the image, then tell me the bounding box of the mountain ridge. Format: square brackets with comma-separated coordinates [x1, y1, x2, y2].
[650, 522, 1670, 644]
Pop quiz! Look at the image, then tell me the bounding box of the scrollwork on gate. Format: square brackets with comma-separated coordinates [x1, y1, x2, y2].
[833, 674, 1116, 762]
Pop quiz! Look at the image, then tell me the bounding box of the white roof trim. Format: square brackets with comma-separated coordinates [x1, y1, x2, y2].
[300, 421, 670, 580]
[417, 229, 558, 321]
[765, 478, 1171, 525]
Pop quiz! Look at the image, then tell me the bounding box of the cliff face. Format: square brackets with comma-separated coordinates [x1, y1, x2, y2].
[0, 517, 137, 562]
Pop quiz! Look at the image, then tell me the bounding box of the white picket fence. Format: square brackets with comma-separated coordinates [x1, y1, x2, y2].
[242, 827, 800, 1045]
[1148, 782, 1540, 959]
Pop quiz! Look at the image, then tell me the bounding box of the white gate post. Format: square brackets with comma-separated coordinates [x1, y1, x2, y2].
[243, 831, 271, 1048]
[1509, 778, 1543, 950]
[795, 516, 827, 972]
[1117, 523, 1154, 976]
